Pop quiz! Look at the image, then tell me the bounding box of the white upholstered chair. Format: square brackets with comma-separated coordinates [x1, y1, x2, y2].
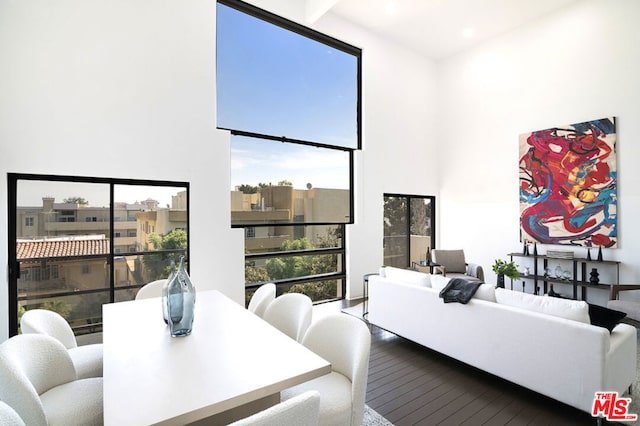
[0, 334, 103, 426]
[281, 314, 371, 426]
[263, 293, 312, 342]
[229, 390, 320, 426]
[135, 279, 167, 300]
[431, 249, 485, 282]
[20, 309, 103, 379]
[247, 283, 276, 318]
[0, 401, 25, 426]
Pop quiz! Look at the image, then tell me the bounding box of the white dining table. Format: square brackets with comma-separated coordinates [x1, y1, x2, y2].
[102, 289, 330, 425]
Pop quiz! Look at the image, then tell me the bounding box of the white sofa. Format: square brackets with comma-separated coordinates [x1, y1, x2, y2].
[368, 267, 637, 415]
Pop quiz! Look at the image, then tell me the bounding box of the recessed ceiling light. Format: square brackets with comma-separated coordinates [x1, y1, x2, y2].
[462, 28, 474, 38]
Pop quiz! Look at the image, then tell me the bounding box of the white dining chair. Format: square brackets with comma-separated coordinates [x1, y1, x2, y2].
[135, 279, 167, 300]
[247, 283, 276, 318]
[281, 314, 371, 426]
[0, 401, 25, 426]
[263, 293, 313, 342]
[20, 309, 103, 379]
[229, 390, 320, 426]
[0, 334, 103, 426]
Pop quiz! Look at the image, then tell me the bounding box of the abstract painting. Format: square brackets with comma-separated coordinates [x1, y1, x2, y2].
[519, 117, 617, 248]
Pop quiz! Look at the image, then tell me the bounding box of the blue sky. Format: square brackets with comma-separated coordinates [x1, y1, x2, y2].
[216, 3, 357, 147]
[217, 3, 357, 191]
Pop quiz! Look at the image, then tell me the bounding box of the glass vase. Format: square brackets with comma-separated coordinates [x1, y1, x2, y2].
[162, 260, 176, 324]
[167, 256, 196, 337]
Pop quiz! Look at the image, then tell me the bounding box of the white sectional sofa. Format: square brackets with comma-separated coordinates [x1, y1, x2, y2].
[368, 267, 637, 415]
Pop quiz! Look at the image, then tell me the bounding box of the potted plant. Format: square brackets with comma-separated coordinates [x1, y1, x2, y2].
[492, 259, 520, 288]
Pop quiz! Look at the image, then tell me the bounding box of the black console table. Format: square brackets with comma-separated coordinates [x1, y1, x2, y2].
[508, 252, 620, 300]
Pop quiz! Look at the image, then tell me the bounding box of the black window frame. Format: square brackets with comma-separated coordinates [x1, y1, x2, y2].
[7, 172, 190, 337]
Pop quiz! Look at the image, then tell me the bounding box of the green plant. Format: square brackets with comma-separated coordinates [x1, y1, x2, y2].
[492, 259, 520, 280]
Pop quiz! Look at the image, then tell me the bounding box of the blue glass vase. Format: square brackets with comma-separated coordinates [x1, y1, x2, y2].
[161, 260, 176, 324]
[167, 256, 196, 337]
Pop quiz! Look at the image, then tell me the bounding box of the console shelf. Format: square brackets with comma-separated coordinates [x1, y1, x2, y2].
[508, 252, 620, 300]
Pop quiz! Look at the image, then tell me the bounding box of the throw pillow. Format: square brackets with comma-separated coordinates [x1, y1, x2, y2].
[473, 284, 497, 302]
[495, 288, 590, 324]
[588, 303, 626, 332]
[382, 266, 431, 287]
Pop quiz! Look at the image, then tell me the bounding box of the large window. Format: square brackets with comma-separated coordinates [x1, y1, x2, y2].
[216, 1, 360, 149]
[217, 0, 361, 302]
[8, 173, 189, 337]
[384, 194, 435, 269]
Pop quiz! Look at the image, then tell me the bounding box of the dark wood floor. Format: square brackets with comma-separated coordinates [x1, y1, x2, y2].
[364, 324, 605, 426]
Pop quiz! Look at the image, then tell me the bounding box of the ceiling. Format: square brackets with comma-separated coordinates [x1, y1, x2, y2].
[323, 0, 583, 60]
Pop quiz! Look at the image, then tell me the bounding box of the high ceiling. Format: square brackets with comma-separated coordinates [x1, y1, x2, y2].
[324, 0, 582, 60]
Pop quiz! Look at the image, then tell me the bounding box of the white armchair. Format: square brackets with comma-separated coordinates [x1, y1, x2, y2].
[431, 249, 485, 282]
[229, 390, 320, 426]
[0, 401, 25, 426]
[135, 279, 167, 300]
[0, 334, 103, 426]
[281, 314, 371, 426]
[247, 283, 276, 318]
[263, 293, 313, 342]
[20, 309, 103, 379]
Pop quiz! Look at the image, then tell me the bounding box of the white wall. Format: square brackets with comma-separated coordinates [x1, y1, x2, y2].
[437, 0, 640, 304]
[314, 12, 439, 299]
[0, 0, 438, 340]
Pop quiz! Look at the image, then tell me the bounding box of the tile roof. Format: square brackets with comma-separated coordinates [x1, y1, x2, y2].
[17, 237, 109, 259]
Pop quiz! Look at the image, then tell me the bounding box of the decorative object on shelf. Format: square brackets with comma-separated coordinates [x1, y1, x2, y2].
[543, 267, 551, 278]
[590, 268, 600, 285]
[547, 250, 574, 259]
[562, 270, 571, 280]
[492, 259, 520, 288]
[425, 247, 431, 263]
[587, 248, 592, 261]
[522, 281, 526, 292]
[523, 241, 529, 256]
[519, 117, 617, 249]
[548, 283, 558, 297]
[554, 265, 563, 279]
[167, 256, 196, 337]
[162, 259, 177, 324]
[597, 246, 603, 261]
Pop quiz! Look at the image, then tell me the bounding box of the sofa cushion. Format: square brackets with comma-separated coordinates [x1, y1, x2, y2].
[589, 304, 627, 332]
[382, 266, 431, 287]
[495, 288, 590, 324]
[474, 284, 497, 302]
[430, 274, 450, 293]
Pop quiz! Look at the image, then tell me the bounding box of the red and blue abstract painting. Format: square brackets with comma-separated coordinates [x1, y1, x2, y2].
[519, 117, 617, 248]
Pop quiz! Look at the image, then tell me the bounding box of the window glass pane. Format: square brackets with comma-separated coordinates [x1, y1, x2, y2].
[383, 196, 408, 268]
[244, 225, 343, 304]
[231, 136, 351, 225]
[16, 180, 111, 335]
[216, 2, 359, 149]
[410, 197, 433, 264]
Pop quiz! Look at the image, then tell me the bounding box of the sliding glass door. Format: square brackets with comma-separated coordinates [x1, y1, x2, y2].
[383, 194, 435, 268]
